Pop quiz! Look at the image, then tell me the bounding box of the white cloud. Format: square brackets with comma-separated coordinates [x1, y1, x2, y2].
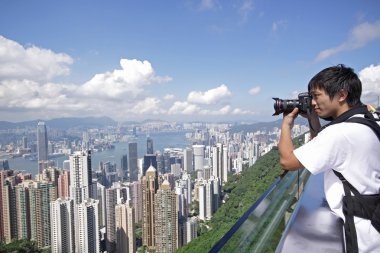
[130, 97, 163, 114]
[164, 94, 175, 100]
[199, 0, 220, 10]
[316, 20, 380, 61]
[359, 64, 380, 106]
[249, 86, 261, 95]
[0, 35, 259, 121]
[200, 105, 231, 115]
[232, 108, 255, 115]
[238, 0, 254, 24]
[0, 36, 73, 81]
[272, 20, 288, 32]
[187, 84, 232, 104]
[79, 58, 172, 99]
[168, 101, 201, 115]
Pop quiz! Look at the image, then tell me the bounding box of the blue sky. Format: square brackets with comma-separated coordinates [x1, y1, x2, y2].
[0, 0, 379, 123]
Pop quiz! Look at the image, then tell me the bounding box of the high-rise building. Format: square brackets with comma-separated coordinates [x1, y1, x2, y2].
[183, 148, 193, 173]
[29, 181, 57, 248]
[128, 142, 138, 182]
[0, 170, 13, 242]
[198, 179, 214, 221]
[156, 152, 164, 174]
[75, 199, 100, 253]
[185, 217, 198, 245]
[143, 154, 157, 176]
[69, 150, 92, 204]
[57, 170, 70, 199]
[155, 180, 178, 253]
[115, 202, 136, 253]
[2, 178, 17, 243]
[223, 146, 229, 183]
[121, 154, 128, 181]
[15, 181, 32, 240]
[37, 122, 48, 162]
[142, 165, 158, 250]
[50, 198, 75, 253]
[147, 136, 154, 155]
[96, 182, 106, 227]
[22, 136, 28, 149]
[103, 161, 118, 188]
[0, 159, 10, 170]
[106, 188, 118, 252]
[130, 181, 142, 223]
[193, 145, 205, 172]
[212, 144, 224, 182]
[175, 189, 187, 248]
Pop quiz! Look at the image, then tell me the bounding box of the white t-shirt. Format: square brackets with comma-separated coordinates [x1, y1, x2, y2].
[294, 118, 380, 253]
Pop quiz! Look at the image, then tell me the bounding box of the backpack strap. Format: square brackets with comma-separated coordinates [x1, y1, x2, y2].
[332, 115, 380, 253]
[345, 116, 380, 141]
[333, 170, 359, 253]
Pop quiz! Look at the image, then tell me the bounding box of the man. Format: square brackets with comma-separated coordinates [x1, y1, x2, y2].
[279, 65, 380, 252]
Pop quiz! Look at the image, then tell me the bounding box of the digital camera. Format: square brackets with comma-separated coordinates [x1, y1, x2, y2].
[272, 92, 311, 116]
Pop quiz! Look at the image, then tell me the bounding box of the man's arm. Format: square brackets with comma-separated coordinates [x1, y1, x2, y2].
[279, 108, 304, 171]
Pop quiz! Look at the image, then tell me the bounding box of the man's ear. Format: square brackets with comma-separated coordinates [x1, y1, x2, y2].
[338, 89, 348, 102]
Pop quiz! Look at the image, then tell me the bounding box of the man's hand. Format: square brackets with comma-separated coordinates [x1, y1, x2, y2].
[282, 108, 299, 129]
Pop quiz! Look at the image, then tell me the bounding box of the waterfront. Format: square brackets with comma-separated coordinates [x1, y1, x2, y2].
[2, 131, 191, 176]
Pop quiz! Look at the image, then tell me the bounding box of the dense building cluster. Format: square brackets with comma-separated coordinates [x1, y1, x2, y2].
[0, 120, 309, 252]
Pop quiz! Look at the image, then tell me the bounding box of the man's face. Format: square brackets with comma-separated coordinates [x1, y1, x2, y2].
[310, 87, 341, 119]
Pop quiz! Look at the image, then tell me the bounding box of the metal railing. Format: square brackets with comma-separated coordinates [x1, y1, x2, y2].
[209, 169, 310, 253]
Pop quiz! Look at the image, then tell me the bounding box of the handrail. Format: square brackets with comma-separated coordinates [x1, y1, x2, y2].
[209, 177, 281, 253]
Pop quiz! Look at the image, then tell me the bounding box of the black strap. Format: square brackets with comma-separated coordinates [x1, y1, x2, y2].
[333, 170, 360, 253]
[318, 105, 370, 132]
[328, 111, 380, 253]
[345, 117, 380, 141]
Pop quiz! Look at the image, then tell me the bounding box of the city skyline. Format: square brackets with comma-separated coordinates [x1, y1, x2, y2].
[0, 1, 380, 123]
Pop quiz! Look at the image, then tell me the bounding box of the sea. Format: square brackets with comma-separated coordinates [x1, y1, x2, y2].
[1, 131, 191, 176]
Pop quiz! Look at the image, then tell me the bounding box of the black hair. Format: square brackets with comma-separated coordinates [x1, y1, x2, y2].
[308, 64, 362, 106]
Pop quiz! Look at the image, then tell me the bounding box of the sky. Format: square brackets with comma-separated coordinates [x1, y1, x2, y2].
[0, 0, 380, 123]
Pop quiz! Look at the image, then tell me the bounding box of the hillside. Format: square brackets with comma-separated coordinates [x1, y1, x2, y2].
[176, 148, 283, 253]
[176, 136, 305, 253]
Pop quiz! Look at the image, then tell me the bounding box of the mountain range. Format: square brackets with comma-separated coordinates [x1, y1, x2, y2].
[0, 116, 309, 131]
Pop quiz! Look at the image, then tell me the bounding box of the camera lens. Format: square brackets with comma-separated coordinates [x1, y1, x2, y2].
[272, 98, 299, 115]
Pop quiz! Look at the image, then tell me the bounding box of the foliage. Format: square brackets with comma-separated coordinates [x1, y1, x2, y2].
[175, 134, 307, 253]
[175, 147, 284, 253]
[0, 240, 42, 253]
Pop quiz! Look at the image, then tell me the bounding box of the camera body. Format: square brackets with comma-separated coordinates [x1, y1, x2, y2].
[272, 92, 311, 115]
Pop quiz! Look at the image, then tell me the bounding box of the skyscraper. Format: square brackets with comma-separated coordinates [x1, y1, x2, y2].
[57, 170, 70, 199]
[37, 122, 48, 162]
[155, 180, 178, 253]
[106, 188, 118, 252]
[15, 181, 32, 240]
[2, 178, 17, 243]
[69, 150, 92, 204]
[142, 165, 158, 250]
[50, 198, 75, 253]
[22, 136, 28, 149]
[76, 199, 100, 253]
[121, 154, 128, 181]
[0, 159, 9, 170]
[143, 154, 157, 176]
[183, 148, 193, 173]
[146, 136, 154, 154]
[129, 181, 142, 223]
[128, 142, 138, 182]
[0, 170, 13, 242]
[115, 202, 136, 253]
[193, 145, 205, 172]
[29, 181, 57, 248]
